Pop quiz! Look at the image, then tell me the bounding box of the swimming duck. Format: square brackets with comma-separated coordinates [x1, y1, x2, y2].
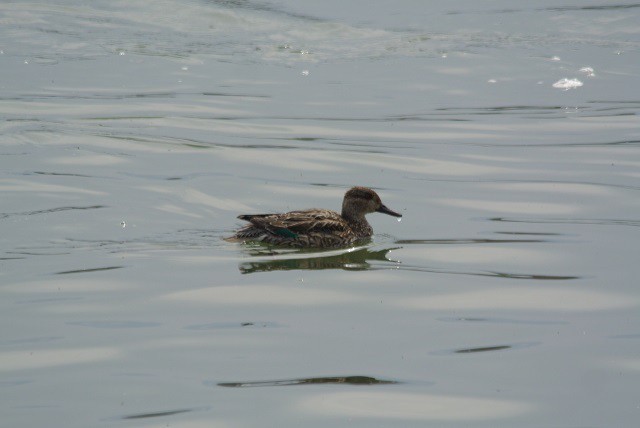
[230, 186, 402, 248]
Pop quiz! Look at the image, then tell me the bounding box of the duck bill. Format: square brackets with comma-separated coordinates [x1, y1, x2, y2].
[377, 204, 402, 218]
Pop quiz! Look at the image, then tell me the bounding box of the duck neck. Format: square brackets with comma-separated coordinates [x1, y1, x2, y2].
[341, 210, 372, 237]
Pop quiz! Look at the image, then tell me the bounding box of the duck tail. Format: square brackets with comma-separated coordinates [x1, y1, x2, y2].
[237, 214, 272, 221]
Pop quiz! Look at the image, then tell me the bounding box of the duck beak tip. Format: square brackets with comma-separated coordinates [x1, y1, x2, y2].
[377, 204, 402, 217]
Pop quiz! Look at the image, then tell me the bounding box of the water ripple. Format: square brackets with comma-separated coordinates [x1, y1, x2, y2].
[216, 375, 398, 388]
[0, 205, 106, 220]
[55, 266, 124, 275]
[431, 342, 539, 355]
[489, 217, 640, 227]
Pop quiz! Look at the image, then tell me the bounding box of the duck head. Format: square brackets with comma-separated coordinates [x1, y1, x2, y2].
[342, 186, 402, 219]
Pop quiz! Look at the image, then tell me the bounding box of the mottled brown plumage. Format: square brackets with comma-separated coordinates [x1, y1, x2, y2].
[230, 186, 402, 247]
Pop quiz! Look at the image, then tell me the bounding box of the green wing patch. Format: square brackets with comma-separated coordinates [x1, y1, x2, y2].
[274, 228, 299, 238]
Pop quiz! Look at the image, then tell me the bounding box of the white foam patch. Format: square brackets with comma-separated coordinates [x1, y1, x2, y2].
[579, 66, 595, 77]
[552, 78, 583, 90]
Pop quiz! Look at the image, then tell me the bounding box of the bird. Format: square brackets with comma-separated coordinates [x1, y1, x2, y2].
[229, 186, 402, 248]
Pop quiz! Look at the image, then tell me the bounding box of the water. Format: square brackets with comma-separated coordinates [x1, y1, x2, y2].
[1, 1, 639, 426]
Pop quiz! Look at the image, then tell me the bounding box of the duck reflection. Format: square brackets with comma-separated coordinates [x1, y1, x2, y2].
[238, 243, 401, 274]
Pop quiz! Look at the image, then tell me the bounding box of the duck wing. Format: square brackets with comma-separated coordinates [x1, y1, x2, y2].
[238, 209, 347, 238]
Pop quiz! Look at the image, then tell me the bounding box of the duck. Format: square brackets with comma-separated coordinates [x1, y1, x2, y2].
[229, 186, 402, 248]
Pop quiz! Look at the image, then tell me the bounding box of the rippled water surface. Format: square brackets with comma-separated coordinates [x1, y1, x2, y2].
[2, 1, 639, 427]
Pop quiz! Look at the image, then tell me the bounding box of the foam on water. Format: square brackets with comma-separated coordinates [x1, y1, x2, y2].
[579, 66, 595, 77]
[552, 78, 583, 90]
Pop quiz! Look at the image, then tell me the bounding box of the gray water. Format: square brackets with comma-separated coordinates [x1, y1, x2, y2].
[2, 1, 639, 427]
